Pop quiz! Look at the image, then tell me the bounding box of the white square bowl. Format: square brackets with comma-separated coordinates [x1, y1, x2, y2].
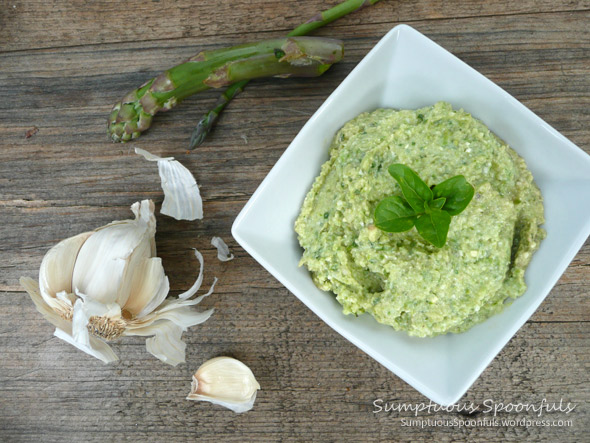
[231, 24, 590, 405]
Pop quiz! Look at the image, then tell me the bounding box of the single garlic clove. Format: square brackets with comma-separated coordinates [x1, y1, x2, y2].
[187, 356, 260, 413]
[39, 231, 93, 308]
[71, 200, 156, 307]
[122, 257, 169, 318]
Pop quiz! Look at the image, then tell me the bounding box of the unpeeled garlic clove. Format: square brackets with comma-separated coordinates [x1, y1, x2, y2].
[187, 356, 260, 413]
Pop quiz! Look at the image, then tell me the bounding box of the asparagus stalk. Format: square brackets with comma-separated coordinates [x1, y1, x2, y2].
[290, 0, 382, 37]
[108, 37, 343, 142]
[189, 0, 382, 149]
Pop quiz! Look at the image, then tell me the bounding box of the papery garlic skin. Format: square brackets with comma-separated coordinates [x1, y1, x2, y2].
[211, 236, 234, 262]
[20, 200, 214, 366]
[135, 147, 203, 221]
[187, 357, 261, 413]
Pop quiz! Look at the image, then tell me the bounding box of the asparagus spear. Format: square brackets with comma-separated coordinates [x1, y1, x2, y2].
[189, 0, 382, 149]
[108, 37, 343, 142]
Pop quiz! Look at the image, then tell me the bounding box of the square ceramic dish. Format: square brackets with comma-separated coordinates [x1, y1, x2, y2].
[231, 24, 590, 405]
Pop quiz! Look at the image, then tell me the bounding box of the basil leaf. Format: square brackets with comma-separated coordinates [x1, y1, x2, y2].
[388, 164, 433, 212]
[375, 164, 475, 247]
[415, 209, 451, 248]
[432, 175, 475, 216]
[374, 195, 417, 232]
[429, 197, 446, 210]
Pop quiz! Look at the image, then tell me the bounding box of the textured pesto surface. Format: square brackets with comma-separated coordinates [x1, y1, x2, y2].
[295, 102, 546, 337]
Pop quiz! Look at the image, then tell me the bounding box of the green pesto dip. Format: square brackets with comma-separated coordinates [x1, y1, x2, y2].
[295, 102, 545, 337]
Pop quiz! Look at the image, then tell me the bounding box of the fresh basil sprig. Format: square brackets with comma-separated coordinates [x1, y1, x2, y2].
[374, 164, 475, 248]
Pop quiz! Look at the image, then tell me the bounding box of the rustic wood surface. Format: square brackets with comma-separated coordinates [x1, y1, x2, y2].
[1, 1, 589, 441]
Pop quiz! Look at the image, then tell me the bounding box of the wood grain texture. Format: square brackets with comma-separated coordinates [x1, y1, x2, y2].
[2, 0, 590, 51]
[1, 1, 589, 441]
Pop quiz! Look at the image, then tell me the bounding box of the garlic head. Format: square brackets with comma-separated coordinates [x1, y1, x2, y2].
[20, 199, 215, 366]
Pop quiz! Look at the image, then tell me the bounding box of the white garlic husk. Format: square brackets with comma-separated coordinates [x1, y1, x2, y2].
[211, 236, 234, 262]
[20, 199, 215, 366]
[187, 357, 261, 413]
[135, 148, 203, 221]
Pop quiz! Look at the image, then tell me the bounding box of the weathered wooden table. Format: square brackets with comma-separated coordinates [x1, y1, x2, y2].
[1, 1, 589, 441]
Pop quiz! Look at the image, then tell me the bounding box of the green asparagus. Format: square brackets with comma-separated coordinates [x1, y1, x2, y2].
[108, 37, 343, 142]
[189, 0, 382, 149]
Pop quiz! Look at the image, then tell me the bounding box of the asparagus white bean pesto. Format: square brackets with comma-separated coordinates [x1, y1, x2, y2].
[295, 102, 546, 337]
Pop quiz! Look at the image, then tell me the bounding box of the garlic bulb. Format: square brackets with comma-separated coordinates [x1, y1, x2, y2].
[187, 357, 260, 413]
[20, 200, 215, 366]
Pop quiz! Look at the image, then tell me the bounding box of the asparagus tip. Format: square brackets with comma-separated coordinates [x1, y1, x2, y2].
[189, 112, 217, 149]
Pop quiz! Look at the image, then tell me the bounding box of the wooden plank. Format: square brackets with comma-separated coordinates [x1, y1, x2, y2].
[0, 292, 587, 441]
[2, 0, 590, 52]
